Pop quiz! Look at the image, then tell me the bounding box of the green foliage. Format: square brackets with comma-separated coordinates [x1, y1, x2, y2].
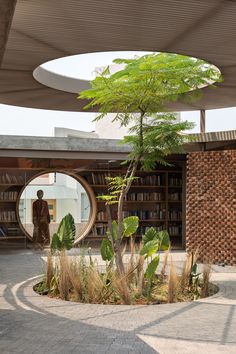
[97, 176, 139, 205]
[79, 52, 221, 276]
[111, 220, 118, 240]
[143, 227, 159, 245]
[145, 255, 160, 280]
[140, 239, 159, 259]
[101, 239, 114, 261]
[158, 230, 170, 251]
[140, 228, 170, 284]
[79, 53, 222, 170]
[79, 52, 222, 117]
[51, 213, 76, 253]
[142, 227, 170, 251]
[123, 216, 139, 237]
[123, 114, 194, 170]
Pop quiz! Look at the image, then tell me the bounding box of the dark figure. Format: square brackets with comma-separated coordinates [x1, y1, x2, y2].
[33, 190, 50, 245]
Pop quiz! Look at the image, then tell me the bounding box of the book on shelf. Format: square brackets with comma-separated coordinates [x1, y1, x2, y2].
[7, 227, 21, 236]
[0, 210, 16, 221]
[168, 209, 182, 220]
[122, 208, 166, 220]
[97, 211, 107, 221]
[94, 223, 108, 236]
[0, 191, 18, 201]
[168, 223, 182, 236]
[168, 191, 182, 201]
[0, 227, 7, 237]
[0, 173, 24, 185]
[125, 192, 164, 201]
[168, 175, 182, 187]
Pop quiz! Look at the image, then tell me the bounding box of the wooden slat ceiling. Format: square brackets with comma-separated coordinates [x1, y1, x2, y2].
[1, 0, 236, 112]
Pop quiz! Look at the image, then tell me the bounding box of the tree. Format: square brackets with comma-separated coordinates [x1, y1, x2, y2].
[79, 53, 222, 274]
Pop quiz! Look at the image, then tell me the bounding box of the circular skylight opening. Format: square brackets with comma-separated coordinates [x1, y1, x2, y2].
[33, 51, 221, 95]
[41, 51, 155, 81]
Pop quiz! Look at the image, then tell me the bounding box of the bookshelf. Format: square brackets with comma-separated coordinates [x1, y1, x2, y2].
[0, 170, 38, 244]
[80, 167, 184, 248]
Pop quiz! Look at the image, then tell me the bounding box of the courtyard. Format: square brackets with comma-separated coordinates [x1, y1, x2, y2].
[0, 250, 235, 354]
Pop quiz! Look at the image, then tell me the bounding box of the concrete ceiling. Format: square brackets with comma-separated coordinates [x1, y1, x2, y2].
[1, 0, 236, 112]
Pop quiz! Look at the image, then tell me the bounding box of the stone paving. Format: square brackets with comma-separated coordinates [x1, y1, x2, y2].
[0, 250, 236, 354]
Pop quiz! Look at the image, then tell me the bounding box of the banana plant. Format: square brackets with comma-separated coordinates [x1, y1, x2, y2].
[51, 213, 76, 253]
[100, 216, 139, 262]
[140, 228, 170, 284]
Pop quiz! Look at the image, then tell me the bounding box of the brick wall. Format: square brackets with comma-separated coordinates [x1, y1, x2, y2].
[186, 150, 236, 265]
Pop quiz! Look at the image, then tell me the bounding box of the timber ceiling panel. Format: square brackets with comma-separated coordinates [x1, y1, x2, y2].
[0, 0, 236, 112]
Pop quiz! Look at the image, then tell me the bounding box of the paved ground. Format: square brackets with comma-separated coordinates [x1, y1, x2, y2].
[0, 250, 236, 354]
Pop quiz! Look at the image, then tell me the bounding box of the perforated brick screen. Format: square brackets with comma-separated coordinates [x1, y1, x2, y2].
[186, 151, 236, 265]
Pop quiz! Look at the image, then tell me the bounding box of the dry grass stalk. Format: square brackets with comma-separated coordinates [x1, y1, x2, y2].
[136, 254, 145, 295]
[46, 251, 54, 289]
[168, 258, 179, 303]
[87, 265, 105, 303]
[67, 258, 83, 301]
[201, 263, 211, 298]
[112, 272, 131, 305]
[180, 253, 193, 290]
[58, 251, 71, 301]
[160, 249, 169, 279]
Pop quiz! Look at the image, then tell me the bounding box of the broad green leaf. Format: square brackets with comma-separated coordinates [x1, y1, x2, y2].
[123, 216, 139, 237]
[140, 239, 159, 258]
[100, 239, 114, 261]
[51, 213, 75, 252]
[145, 255, 160, 280]
[51, 233, 62, 253]
[158, 230, 170, 251]
[143, 227, 159, 245]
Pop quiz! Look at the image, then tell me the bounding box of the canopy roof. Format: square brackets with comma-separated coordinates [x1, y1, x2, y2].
[1, 0, 236, 112]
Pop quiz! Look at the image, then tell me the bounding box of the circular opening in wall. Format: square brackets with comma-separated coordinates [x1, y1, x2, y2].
[18, 172, 97, 244]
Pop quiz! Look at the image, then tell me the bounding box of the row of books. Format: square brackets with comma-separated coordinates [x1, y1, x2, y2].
[97, 211, 107, 221]
[125, 192, 164, 201]
[132, 175, 163, 186]
[86, 173, 165, 186]
[169, 176, 182, 187]
[168, 224, 182, 236]
[0, 210, 16, 221]
[0, 173, 24, 185]
[0, 226, 21, 237]
[0, 191, 18, 201]
[168, 192, 182, 201]
[97, 209, 181, 221]
[122, 210, 166, 220]
[94, 224, 108, 236]
[168, 210, 182, 220]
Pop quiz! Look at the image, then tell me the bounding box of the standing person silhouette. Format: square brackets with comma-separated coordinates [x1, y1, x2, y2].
[33, 190, 50, 245]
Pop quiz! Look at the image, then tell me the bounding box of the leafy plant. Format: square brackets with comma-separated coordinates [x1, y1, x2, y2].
[51, 213, 76, 253]
[100, 216, 139, 265]
[79, 52, 222, 275]
[140, 228, 170, 297]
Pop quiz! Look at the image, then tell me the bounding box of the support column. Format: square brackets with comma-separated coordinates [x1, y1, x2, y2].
[200, 109, 206, 133]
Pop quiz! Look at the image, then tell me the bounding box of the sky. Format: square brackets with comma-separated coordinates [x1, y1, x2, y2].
[0, 51, 236, 137]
